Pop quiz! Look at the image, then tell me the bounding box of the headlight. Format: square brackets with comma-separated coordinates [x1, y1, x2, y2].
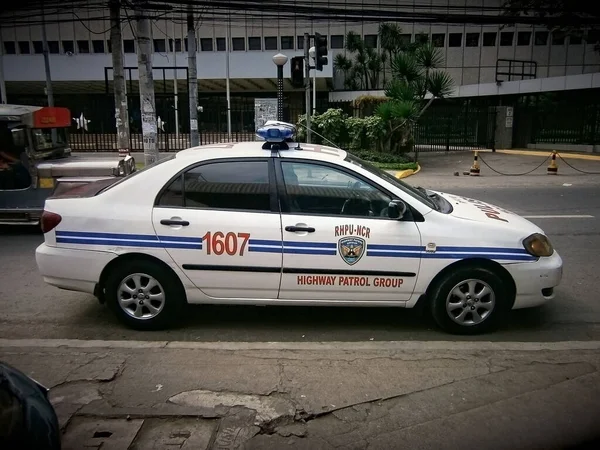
[523, 233, 554, 257]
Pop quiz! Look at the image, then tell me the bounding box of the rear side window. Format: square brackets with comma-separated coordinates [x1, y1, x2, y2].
[157, 160, 271, 212]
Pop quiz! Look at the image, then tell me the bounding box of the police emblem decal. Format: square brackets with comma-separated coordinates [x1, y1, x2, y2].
[338, 237, 366, 266]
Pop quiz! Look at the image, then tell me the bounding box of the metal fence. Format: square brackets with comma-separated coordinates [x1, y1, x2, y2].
[513, 95, 600, 147]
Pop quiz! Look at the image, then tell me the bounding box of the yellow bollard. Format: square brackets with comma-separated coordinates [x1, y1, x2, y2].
[547, 151, 558, 175]
[470, 150, 481, 176]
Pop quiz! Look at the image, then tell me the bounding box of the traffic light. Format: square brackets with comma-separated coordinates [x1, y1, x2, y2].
[314, 32, 328, 71]
[290, 56, 304, 88]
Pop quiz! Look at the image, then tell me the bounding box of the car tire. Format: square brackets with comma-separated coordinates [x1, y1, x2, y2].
[429, 265, 510, 335]
[104, 259, 186, 331]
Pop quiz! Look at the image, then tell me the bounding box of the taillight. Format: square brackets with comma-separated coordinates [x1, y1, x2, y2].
[41, 211, 62, 233]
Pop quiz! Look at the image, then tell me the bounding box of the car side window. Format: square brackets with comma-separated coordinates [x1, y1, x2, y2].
[157, 160, 271, 211]
[281, 161, 392, 217]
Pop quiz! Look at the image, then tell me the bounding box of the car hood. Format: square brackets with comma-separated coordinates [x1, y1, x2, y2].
[433, 191, 544, 234]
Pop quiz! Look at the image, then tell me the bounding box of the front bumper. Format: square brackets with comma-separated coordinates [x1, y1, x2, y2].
[505, 250, 563, 309]
[35, 243, 117, 295]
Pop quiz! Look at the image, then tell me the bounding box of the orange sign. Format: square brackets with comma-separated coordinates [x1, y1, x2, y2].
[32, 107, 71, 128]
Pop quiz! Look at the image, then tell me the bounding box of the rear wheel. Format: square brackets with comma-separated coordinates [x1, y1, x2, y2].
[105, 259, 186, 330]
[429, 266, 510, 335]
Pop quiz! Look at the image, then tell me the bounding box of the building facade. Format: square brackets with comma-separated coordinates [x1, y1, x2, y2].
[1, 0, 599, 150]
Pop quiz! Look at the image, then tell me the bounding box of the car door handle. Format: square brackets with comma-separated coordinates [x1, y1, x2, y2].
[160, 219, 190, 226]
[285, 226, 315, 233]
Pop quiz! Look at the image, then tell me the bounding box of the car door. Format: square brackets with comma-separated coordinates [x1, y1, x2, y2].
[152, 157, 283, 299]
[276, 159, 422, 302]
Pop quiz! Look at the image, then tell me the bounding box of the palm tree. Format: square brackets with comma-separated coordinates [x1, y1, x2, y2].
[376, 42, 454, 154]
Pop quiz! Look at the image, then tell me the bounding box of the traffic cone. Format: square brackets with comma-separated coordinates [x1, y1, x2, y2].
[547, 151, 558, 175]
[470, 151, 480, 176]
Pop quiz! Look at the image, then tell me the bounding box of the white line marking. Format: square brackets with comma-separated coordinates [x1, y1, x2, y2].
[0, 339, 599, 352]
[523, 215, 594, 219]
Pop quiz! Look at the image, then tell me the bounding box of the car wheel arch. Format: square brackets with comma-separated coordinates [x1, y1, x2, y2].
[96, 252, 187, 305]
[424, 258, 517, 310]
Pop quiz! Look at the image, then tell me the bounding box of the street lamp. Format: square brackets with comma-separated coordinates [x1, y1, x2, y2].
[272, 53, 288, 121]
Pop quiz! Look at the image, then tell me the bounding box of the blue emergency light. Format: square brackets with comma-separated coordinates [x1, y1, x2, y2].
[256, 122, 295, 142]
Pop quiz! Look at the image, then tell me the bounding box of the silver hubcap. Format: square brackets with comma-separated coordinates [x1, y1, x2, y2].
[446, 278, 495, 326]
[118, 273, 165, 320]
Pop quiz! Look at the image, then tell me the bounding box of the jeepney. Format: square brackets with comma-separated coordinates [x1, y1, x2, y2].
[0, 104, 135, 225]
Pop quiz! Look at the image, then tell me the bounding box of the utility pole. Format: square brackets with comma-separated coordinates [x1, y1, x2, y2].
[304, 33, 311, 143]
[187, 8, 199, 147]
[41, 4, 54, 108]
[0, 32, 7, 104]
[135, 1, 158, 166]
[110, 0, 130, 157]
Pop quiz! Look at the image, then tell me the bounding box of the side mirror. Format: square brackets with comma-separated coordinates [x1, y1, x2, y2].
[388, 200, 407, 219]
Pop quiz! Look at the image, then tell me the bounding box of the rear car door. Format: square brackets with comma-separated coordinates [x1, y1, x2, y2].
[275, 159, 423, 302]
[152, 157, 283, 299]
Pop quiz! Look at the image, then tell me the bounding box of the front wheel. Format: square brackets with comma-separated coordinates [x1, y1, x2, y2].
[429, 266, 510, 335]
[105, 259, 186, 331]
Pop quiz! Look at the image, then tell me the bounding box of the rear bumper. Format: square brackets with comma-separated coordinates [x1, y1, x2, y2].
[35, 243, 118, 294]
[505, 251, 563, 309]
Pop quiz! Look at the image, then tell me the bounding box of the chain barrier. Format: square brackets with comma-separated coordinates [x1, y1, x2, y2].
[477, 152, 551, 176]
[555, 152, 600, 175]
[475, 151, 600, 176]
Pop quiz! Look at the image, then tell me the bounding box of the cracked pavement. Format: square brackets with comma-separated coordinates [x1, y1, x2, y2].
[1, 341, 599, 449]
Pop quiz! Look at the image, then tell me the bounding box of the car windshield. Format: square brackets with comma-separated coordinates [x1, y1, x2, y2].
[31, 128, 67, 151]
[98, 154, 176, 195]
[345, 152, 437, 210]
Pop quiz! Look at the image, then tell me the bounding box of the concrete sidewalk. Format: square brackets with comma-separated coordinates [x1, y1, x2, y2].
[1, 339, 599, 449]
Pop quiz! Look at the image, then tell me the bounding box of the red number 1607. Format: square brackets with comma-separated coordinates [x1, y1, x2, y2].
[201, 231, 251, 256]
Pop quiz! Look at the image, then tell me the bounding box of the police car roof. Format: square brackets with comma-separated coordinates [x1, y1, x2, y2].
[175, 141, 347, 161]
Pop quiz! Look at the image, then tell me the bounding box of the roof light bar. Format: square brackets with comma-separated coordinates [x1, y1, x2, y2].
[256, 121, 296, 143]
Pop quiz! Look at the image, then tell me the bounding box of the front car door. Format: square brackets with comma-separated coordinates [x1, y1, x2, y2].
[275, 158, 422, 302]
[152, 157, 283, 300]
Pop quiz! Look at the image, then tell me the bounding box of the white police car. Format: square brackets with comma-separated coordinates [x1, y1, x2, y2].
[35, 122, 562, 334]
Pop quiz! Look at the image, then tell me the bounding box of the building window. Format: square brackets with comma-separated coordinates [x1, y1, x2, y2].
[264, 36, 278, 50]
[364, 34, 377, 48]
[153, 39, 166, 53]
[3, 41, 16, 54]
[483, 32, 497, 46]
[168, 38, 182, 52]
[200, 38, 213, 51]
[247, 36, 260, 50]
[33, 41, 43, 54]
[399, 34, 411, 46]
[500, 31, 514, 46]
[330, 34, 344, 49]
[297, 35, 304, 49]
[432, 33, 445, 47]
[587, 31, 600, 46]
[77, 40, 89, 53]
[233, 37, 246, 51]
[107, 40, 112, 53]
[416, 33, 428, 44]
[216, 37, 226, 51]
[551, 32, 565, 45]
[48, 41, 59, 54]
[281, 35, 294, 50]
[62, 41, 74, 54]
[534, 31, 548, 45]
[18, 41, 30, 54]
[466, 32, 479, 47]
[448, 33, 462, 47]
[123, 39, 135, 53]
[92, 39, 105, 53]
[517, 31, 531, 46]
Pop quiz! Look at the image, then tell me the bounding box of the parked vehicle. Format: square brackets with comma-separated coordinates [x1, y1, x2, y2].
[0, 104, 135, 225]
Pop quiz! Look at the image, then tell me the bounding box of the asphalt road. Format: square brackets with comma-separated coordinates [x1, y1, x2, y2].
[1, 182, 599, 342]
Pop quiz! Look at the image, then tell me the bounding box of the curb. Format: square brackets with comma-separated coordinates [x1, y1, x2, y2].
[482, 149, 600, 162]
[395, 163, 421, 179]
